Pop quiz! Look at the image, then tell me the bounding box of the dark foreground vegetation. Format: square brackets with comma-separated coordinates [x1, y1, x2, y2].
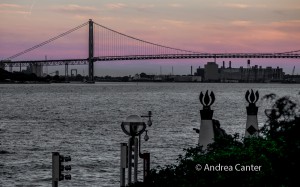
[133, 95, 300, 187]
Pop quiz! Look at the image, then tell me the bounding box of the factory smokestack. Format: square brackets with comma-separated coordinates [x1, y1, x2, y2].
[247, 59, 251, 68]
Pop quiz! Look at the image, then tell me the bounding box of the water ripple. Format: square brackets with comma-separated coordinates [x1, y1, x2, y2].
[0, 83, 298, 186]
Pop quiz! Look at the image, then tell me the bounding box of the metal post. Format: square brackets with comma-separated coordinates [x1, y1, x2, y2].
[120, 143, 127, 187]
[128, 138, 132, 184]
[52, 181, 58, 187]
[52, 152, 59, 187]
[134, 138, 138, 183]
[143, 153, 150, 184]
[88, 19, 94, 82]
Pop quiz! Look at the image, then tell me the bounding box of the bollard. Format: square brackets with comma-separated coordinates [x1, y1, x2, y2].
[120, 143, 127, 187]
[128, 138, 133, 185]
[245, 89, 259, 137]
[139, 132, 151, 186]
[133, 138, 139, 183]
[143, 153, 150, 185]
[52, 152, 59, 187]
[52, 152, 72, 187]
[198, 90, 215, 149]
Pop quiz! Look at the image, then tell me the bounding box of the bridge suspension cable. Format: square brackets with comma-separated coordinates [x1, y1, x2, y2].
[93, 21, 199, 57]
[4, 19, 300, 64]
[6, 21, 89, 60]
[275, 49, 300, 54]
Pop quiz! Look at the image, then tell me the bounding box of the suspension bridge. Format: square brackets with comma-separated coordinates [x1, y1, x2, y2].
[1, 19, 300, 82]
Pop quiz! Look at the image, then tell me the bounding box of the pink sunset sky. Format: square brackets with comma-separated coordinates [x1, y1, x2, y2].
[0, 0, 299, 76]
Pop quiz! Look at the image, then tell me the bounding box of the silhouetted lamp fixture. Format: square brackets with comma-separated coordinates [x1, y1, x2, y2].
[142, 111, 152, 127]
[120, 113, 152, 185]
[121, 115, 146, 137]
[144, 130, 149, 141]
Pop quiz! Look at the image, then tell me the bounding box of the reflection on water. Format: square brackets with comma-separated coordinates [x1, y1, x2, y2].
[0, 83, 299, 186]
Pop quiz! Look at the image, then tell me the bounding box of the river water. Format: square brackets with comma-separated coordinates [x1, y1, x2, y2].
[0, 82, 299, 186]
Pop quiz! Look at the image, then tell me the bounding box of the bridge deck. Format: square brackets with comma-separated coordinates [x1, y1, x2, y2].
[2, 53, 300, 67]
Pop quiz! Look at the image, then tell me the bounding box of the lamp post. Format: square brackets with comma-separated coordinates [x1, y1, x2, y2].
[140, 111, 152, 186]
[120, 112, 152, 186]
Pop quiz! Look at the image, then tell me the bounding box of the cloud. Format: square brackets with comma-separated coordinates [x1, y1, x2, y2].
[105, 3, 156, 12]
[54, 4, 98, 14]
[0, 2, 38, 16]
[224, 3, 249, 9]
[230, 20, 253, 27]
[0, 3, 31, 14]
[0, 4, 22, 8]
[0, 10, 30, 14]
[271, 20, 300, 27]
[105, 3, 127, 10]
[162, 19, 189, 27]
[223, 3, 266, 9]
[168, 4, 183, 8]
[135, 4, 155, 10]
[28, 0, 37, 15]
[249, 30, 287, 41]
[269, 20, 300, 34]
[219, 21, 293, 43]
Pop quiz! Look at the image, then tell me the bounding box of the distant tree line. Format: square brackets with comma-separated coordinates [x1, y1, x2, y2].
[0, 69, 89, 83]
[0, 69, 48, 82]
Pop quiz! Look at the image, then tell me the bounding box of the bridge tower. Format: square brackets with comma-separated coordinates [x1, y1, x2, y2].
[88, 19, 94, 83]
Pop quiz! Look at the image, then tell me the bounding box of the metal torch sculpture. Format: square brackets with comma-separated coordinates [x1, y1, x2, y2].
[245, 89, 259, 137]
[198, 90, 215, 149]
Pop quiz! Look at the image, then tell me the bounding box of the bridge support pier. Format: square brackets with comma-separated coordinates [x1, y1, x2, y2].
[88, 19, 94, 83]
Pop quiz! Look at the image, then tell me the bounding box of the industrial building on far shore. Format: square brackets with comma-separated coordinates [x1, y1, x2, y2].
[2, 59, 298, 83]
[22, 63, 44, 77]
[128, 60, 288, 83]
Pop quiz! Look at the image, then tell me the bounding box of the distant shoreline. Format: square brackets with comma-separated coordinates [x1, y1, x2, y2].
[1, 81, 299, 84]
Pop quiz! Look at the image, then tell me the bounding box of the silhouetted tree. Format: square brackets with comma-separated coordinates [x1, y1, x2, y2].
[140, 72, 147, 78]
[149, 95, 300, 187]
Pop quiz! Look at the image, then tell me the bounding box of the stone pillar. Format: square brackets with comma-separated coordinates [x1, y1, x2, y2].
[198, 90, 215, 149]
[245, 89, 259, 137]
